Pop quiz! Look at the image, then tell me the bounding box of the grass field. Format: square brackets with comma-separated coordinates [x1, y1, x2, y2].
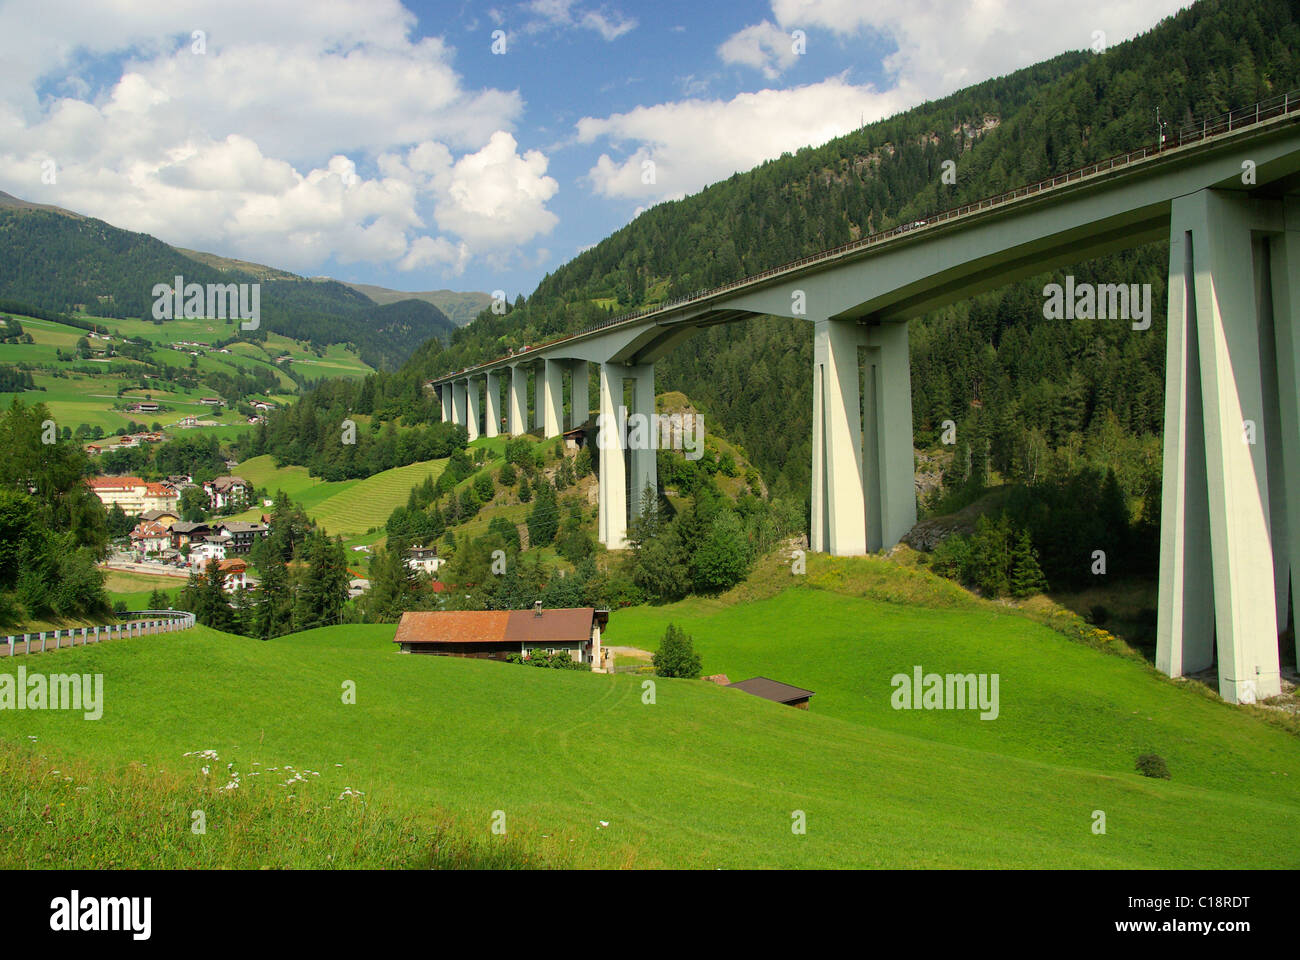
[233, 453, 449, 536]
[2, 556, 1298, 868]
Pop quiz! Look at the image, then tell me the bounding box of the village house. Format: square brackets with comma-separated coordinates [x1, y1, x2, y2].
[140, 508, 180, 528]
[217, 558, 248, 592]
[405, 544, 444, 575]
[87, 476, 180, 515]
[127, 401, 161, 414]
[203, 476, 250, 510]
[213, 520, 268, 555]
[393, 605, 611, 671]
[169, 521, 210, 551]
[189, 534, 230, 568]
[129, 520, 172, 556]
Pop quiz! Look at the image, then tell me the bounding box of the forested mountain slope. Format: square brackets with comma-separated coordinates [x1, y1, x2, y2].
[424, 0, 1299, 504]
[0, 199, 457, 371]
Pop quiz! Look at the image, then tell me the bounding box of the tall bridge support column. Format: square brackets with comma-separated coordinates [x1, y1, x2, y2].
[439, 384, 450, 423]
[811, 319, 867, 555]
[810, 318, 914, 555]
[508, 364, 527, 435]
[863, 322, 918, 551]
[627, 363, 657, 525]
[484, 371, 502, 438]
[452, 380, 467, 427]
[569, 360, 590, 429]
[543, 359, 565, 438]
[1157, 189, 1282, 704]
[1270, 199, 1300, 669]
[597, 362, 628, 549]
[465, 377, 481, 442]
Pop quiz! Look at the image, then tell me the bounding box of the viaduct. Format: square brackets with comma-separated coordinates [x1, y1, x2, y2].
[429, 94, 1300, 705]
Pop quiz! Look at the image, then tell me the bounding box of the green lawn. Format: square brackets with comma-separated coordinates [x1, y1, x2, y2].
[2, 577, 1298, 868]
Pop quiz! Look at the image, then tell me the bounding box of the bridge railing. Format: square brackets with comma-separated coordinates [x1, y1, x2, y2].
[436, 88, 1300, 383]
[0, 609, 196, 658]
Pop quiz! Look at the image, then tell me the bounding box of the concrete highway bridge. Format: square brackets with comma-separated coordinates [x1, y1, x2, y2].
[429, 93, 1300, 704]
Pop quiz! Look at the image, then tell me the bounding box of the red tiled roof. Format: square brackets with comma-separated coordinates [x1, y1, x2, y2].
[395, 610, 510, 644]
[393, 607, 595, 645]
[88, 476, 144, 489]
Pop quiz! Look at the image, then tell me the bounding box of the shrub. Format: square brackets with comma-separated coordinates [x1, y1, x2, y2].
[1135, 754, 1171, 780]
[1088, 604, 1111, 626]
[653, 623, 703, 679]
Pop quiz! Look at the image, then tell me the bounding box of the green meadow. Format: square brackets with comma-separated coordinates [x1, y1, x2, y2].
[233, 453, 449, 536]
[2, 557, 1298, 868]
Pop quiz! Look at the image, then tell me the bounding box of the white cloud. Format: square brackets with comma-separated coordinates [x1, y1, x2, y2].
[434, 131, 559, 249]
[586, 1, 1191, 206]
[521, 0, 637, 41]
[740, 0, 1192, 95]
[718, 21, 800, 79]
[578, 77, 909, 202]
[0, 0, 559, 279]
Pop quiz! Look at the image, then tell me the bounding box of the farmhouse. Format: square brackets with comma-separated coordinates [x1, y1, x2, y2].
[405, 544, 444, 575]
[726, 677, 815, 709]
[393, 605, 611, 671]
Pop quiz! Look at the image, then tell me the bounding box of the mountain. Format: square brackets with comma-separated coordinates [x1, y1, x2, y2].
[343, 283, 492, 327]
[421, 0, 1299, 502]
[0, 200, 457, 370]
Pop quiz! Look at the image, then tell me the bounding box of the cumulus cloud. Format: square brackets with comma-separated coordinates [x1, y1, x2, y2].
[578, 77, 910, 202]
[0, 0, 559, 278]
[731, 0, 1191, 92]
[718, 21, 800, 79]
[586, 0, 1190, 206]
[434, 131, 559, 249]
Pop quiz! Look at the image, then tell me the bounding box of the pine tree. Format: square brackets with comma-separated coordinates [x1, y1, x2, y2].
[1010, 530, 1049, 598]
[527, 476, 558, 547]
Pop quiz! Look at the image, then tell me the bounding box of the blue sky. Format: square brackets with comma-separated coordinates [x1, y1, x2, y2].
[0, 0, 1190, 299]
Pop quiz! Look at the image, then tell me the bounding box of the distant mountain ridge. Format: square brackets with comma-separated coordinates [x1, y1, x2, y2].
[0, 194, 464, 370]
[343, 283, 491, 327]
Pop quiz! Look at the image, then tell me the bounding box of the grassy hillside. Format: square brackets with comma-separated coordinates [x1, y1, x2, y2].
[3, 577, 1297, 868]
[233, 453, 449, 537]
[0, 309, 378, 439]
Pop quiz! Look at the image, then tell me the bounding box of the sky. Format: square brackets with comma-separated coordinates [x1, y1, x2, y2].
[0, 0, 1193, 300]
